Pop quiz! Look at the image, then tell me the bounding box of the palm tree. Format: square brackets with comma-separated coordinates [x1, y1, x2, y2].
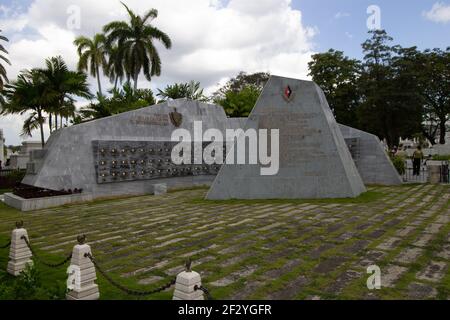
[78, 93, 112, 120]
[106, 45, 125, 90]
[74, 33, 108, 97]
[1, 70, 53, 147]
[0, 29, 11, 91]
[37, 56, 92, 131]
[104, 2, 172, 90]
[157, 81, 207, 101]
[78, 83, 156, 121]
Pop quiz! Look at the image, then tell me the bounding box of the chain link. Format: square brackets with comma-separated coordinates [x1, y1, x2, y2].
[85, 253, 176, 296]
[0, 240, 11, 249]
[21, 236, 72, 268]
[195, 285, 214, 300]
[16, 235, 209, 298]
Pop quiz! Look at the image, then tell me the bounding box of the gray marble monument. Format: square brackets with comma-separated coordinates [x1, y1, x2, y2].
[206, 76, 367, 200]
[339, 124, 402, 185]
[16, 77, 401, 207]
[22, 99, 239, 199]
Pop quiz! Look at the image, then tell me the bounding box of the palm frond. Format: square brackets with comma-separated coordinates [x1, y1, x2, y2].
[142, 9, 158, 24]
[144, 26, 172, 49]
[21, 112, 42, 137]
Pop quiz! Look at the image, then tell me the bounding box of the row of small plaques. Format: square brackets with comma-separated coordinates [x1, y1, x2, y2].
[95, 143, 227, 157]
[97, 165, 221, 183]
[92, 140, 224, 184]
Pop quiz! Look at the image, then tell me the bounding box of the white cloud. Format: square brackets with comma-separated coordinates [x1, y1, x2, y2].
[0, 3, 28, 33]
[6, 25, 78, 77]
[0, 0, 317, 145]
[423, 2, 450, 24]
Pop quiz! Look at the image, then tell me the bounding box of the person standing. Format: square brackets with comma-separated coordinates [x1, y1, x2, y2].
[412, 146, 424, 176]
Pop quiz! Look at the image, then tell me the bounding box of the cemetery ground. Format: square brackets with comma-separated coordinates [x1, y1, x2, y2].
[0, 184, 449, 300]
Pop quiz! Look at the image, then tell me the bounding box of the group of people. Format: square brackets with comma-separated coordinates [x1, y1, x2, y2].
[392, 145, 425, 176]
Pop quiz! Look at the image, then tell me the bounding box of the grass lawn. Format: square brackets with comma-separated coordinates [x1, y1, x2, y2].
[0, 184, 449, 300]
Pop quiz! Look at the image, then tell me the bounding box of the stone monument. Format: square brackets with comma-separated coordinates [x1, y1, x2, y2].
[21, 99, 242, 199]
[339, 124, 402, 185]
[9, 80, 400, 210]
[206, 76, 367, 199]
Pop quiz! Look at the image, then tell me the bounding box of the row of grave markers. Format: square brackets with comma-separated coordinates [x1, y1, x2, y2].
[4, 225, 203, 300]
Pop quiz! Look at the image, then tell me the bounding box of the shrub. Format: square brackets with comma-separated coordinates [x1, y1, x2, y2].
[391, 155, 406, 175]
[0, 169, 26, 189]
[0, 264, 65, 300]
[6, 169, 26, 181]
[432, 154, 450, 161]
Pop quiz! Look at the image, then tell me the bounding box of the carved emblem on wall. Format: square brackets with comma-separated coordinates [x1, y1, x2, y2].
[282, 85, 295, 103]
[169, 108, 183, 127]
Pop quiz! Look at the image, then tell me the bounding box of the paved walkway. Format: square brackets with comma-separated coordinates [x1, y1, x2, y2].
[0, 184, 448, 299]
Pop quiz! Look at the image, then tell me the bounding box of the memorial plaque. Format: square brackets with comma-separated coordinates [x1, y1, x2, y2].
[92, 140, 223, 184]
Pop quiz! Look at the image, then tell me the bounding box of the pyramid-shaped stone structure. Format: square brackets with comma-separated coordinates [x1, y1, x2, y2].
[206, 76, 366, 199]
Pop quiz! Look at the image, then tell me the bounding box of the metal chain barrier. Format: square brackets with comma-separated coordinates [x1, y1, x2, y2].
[21, 236, 72, 268]
[0, 240, 11, 249]
[195, 284, 214, 300]
[85, 252, 176, 296]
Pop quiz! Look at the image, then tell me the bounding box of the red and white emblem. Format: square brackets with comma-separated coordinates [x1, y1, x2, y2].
[282, 85, 294, 102]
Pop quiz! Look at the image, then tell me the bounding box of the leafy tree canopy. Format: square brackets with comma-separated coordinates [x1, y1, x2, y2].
[156, 81, 207, 102]
[76, 82, 155, 122]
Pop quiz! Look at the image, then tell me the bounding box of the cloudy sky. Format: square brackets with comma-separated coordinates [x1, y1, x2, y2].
[0, 0, 449, 145]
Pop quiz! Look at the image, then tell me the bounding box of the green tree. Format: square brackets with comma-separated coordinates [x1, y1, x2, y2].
[104, 2, 172, 90]
[74, 33, 108, 97]
[211, 71, 270, 102]
[358, 30, 394, 145]
[308, 49, 362, 127]
[215, 85, 261, 118]
[0, 29, 10, 91]
[157, 81, 207, 101]
[106, 45, 125, 90]
[1, 70, 53, 147]
[37, 56, 92, 132]
[416, 48, 450, 145]
[78, 82, 155, 121]
[358, 30, 422, 148]
[389, 46, 424, 143]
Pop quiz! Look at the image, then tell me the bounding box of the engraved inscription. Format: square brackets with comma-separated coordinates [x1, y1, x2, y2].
[130, 114, 170, 126]
[259, 113, 326, 167]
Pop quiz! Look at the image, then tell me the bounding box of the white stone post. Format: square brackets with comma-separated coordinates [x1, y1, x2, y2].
[7, 224, 33, 276]
[154, 183, 167, 195]
[173, 269, 204, 300]
[66, 237, 99, 300]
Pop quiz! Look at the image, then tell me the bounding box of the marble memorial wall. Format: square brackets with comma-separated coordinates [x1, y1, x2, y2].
[92, 140, 224, 184]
